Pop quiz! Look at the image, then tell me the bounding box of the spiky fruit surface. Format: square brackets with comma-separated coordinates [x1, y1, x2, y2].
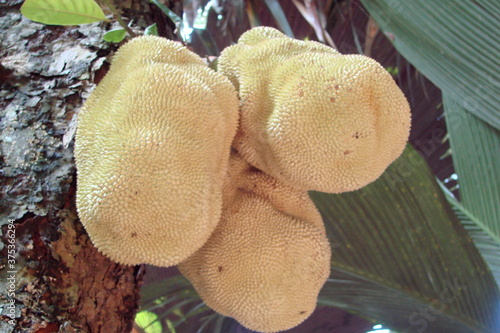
[75, 36, 239, 266]
[219, 27, 411, 193]
[179, 154, 331, 333]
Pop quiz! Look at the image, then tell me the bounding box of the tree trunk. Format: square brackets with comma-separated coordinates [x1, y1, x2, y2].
[0, 1, 180, 331]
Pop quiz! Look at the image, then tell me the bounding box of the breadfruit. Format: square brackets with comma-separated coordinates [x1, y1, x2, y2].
[179, 153, 331, 333]
[218, 27, 411, 193]
[75, 36, 239, 266]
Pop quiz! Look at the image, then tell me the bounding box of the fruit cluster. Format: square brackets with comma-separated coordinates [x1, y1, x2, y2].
[75, 27, 410, 332]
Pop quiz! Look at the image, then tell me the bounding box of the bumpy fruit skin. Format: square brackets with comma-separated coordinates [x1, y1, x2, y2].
[75, 36, 239, 266]
[179, 153, 331, 333]
[218, 27, 411, 193]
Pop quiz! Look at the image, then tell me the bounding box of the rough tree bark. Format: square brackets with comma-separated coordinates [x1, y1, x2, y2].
[0, 1, 180, 332]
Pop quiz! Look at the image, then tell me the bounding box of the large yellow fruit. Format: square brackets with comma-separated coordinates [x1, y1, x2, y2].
[219, 27, 411, 193]
[179, 153, 331, 332]
[75, 36, 239, 266]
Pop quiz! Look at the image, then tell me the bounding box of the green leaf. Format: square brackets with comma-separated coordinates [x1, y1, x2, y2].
[361, 0, 500, 308]
[192, 28, 220, 56]
[135, 311, 163, 333]
[213, 315, 226, 333]
[149, 0, 185, 41]
[311, 145, 500, 332]
[361, 0, 499, 129]
[140, 275, 223, 332]
[149, 0, 182, 27]
[172, 302, 210, 327]
[145, 23, 159, 36]
[262, 0, 294, 38]
[140, 275, 199, 309]
[442, 93, 500, 285]
[439, 181, 500, 286]
[20, 0, 107, 25]
[245, 0, 262, 28]
[103, 28, 127, 43]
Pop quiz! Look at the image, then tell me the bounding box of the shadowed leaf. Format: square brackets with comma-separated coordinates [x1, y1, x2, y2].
[361, 0, 500, 129]
[262, 0, 294, 37]
[312, 145, 500, 332]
